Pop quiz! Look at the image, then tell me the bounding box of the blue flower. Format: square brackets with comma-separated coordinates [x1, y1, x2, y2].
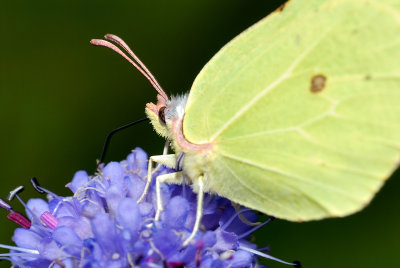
[0, 148, 300, 268]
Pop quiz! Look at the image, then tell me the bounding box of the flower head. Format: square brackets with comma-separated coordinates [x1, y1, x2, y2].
[0, 148, 300, 268]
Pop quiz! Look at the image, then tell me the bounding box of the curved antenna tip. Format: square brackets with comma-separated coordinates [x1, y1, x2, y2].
[104, 33, 116, 39]
[90, 39, 104, 46]
[90, 35, 168, 101]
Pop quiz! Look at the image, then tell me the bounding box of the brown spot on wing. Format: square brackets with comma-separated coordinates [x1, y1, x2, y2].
[310, 74, 327, 93]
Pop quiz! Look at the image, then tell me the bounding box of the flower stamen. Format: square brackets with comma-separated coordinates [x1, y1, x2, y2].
[237, 217, 275, 240]
[40, 211, 58, 229]
[30, 177, 61, 200]
[0, 198, 12, 211]
[7, 211, 31, 229]
[2, 191, 32, 228]
[239, 246, 301, 267]
[0, 243, 39, 255]
[7, 185, 37, 221]
[221, 208, 252, 230]
[7, 185, 24, 202]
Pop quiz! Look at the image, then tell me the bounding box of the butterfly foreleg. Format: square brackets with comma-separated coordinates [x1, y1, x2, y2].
[137, 154, 177, 203]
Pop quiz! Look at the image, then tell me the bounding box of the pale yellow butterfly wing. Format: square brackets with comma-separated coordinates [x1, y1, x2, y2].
[183, 0, 400, 221]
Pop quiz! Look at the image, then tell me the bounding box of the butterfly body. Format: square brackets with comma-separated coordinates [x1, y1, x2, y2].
[145, 94, 215, 194]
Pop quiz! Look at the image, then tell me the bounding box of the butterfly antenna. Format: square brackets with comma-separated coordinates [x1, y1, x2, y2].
[90, 37, 169, 101]
[104, 34, 168, 100]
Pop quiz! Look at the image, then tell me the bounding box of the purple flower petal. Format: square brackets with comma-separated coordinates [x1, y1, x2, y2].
[105, 185, 125, 215]
[53, 226, 83, 256]
[67, 170, 89, 193]
[20, 259, 52, 267]
[138, 202, 154, 217]
[103, 162, 125, 189]
[37, 238, 60, 260]
[127, 174, 146, 201]
[163, 196, 190, 229]
[127, 147, 148, 173]
[91, 214, 121, 258]
[213, 229, 239, 253]
[200, 231, 217, 249]
[12, 228, 41, 250]
[58, 216, 93, 240]
[152, 227, 181, 259]
[26, 198, 49, 219]
[228, 250, 253, 268]
[117, 198, 140, 238]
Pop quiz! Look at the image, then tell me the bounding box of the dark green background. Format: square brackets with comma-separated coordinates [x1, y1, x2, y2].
[0, 1, 399, 267]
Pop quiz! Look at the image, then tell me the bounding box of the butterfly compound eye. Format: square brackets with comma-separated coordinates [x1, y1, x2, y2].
[158, 106, 167, 124]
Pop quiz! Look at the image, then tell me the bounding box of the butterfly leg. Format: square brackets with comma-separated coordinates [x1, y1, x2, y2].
[183, 175, 204, 246]
[137, 154, 177, 203]
[154, 171, 183, 220]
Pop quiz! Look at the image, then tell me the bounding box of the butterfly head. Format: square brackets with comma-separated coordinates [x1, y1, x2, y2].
[146, 93, 188, 142]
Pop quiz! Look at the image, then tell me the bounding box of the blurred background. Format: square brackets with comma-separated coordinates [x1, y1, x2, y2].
[0, 0, 399, 267]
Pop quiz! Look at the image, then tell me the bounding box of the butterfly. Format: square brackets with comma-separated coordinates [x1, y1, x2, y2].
[91, 0, 400, 245]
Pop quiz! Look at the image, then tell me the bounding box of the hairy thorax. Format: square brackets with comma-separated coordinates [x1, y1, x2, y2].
[146, 93, 215, 193]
